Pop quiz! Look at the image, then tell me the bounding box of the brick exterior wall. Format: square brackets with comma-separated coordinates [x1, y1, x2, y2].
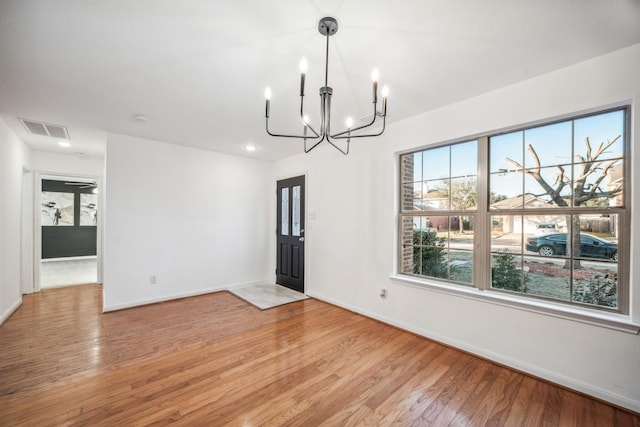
[400, 154, 415, 274]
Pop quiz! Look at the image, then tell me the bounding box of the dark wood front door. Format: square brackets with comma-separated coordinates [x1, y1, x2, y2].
[276, 176, 305, 293]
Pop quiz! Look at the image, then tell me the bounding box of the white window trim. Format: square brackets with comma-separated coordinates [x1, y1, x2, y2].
[394, 106, 634, 332]
[389, 274, 640, 334]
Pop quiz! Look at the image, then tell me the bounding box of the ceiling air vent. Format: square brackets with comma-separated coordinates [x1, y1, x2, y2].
[19, 118, 69, 139]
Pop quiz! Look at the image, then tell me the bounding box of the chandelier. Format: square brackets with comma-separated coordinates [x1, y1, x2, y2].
[264, 17, 389, 155]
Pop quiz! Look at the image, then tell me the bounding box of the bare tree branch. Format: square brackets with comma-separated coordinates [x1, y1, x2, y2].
[504, 157, 523, 171]
[503, 135, 622, 208]
[590, 135, 620, 160]
[526, 144, 542, 170]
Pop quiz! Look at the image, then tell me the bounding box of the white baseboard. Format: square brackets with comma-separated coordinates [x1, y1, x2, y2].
[306, 290, 640, 414]
[102, 280, 267, 312]
[0, 297, 22, 326]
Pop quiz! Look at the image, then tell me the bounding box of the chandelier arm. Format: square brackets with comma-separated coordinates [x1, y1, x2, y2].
[300, 94, 321, 138]
[305, 123, 321, 138]
[266, 117, 323, 140]
[325, 135, 350, 155]
[330, 114, 386, 139]
[330, 115, 377, 138]
[304, 134, 327, 153]
[331, 100, 379, 137]
[302, 119, 321, 138]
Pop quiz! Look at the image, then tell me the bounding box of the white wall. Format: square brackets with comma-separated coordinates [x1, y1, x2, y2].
[271, 44, 640, 411]
[31, 151, 104, 178]
[0, 118, 32, 324]
[103, 134, 271, 310]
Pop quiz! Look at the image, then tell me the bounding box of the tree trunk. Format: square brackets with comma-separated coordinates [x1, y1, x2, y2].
[564, 215, 582, 269]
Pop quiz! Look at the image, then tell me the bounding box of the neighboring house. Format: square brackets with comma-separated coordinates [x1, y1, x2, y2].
[413, 189, 460, 231]
[414, 188, 447, 210]
[490, 194, 566, 234]
[490, 193, 614, 235]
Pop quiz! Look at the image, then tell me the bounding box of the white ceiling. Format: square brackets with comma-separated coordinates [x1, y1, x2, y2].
[1, 0, 639, 161]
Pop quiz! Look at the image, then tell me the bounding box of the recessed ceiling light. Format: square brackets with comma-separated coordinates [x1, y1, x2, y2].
[134, 114, 150, 123]
[58, 141, 71, 147]
[245, 144, 257, 152]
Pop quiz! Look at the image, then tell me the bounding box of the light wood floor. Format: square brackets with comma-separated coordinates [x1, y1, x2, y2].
[0, 285, 637, 426]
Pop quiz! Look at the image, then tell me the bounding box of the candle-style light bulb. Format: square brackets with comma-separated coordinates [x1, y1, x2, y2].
[381, 85, 389, 116]
[303, 115, 309, 139]
[346, 117, 354, 129]
[371, 68, 379, 104]
[371, 68, 379, 83]
[264, 87, 271, 118]
[299, 57, 308, 97]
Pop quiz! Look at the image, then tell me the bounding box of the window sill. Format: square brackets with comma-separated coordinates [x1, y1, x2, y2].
[389, 274, 640, 334]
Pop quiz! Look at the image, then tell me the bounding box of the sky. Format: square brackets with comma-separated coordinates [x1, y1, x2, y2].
[405, 108, 625, 207]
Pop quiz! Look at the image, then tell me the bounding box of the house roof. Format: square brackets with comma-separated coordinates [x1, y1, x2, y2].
[490, 194, 552, 209]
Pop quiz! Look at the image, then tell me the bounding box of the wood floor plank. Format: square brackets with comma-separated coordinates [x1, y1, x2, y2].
[558, 388, 583, 427]
[465, 367, 524, 426]
[358, 348, 457, 426]
[521, 381, 549, 427]
[502, 375, 540, 426]
[220, 321, 408, 425]
[0, 284, 638, 425]
[419, 353, 491, 425]
[313, 341, 447, 426]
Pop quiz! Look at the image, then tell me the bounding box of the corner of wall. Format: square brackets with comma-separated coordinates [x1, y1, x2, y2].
[0, 117, 30, 324]
[0, 297, 22, 326]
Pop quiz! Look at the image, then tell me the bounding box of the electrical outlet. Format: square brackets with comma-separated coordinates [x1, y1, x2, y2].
[150, 275, 158, 285]
[380, 288, 387, 298]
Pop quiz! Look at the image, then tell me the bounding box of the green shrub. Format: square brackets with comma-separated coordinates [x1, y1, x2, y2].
[573, 273, 617, 307]
[413, 229, 448, 279]
[491, 251, 527, 292]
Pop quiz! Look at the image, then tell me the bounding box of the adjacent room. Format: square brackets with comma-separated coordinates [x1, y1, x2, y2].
[1, 1, 639, 424]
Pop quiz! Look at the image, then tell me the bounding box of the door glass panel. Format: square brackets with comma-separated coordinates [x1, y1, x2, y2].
[292, 185, 301, 236]
[281, 187, 289, 236]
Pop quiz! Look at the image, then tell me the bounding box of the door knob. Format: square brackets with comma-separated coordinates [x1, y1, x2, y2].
[299, 237, 305, 242]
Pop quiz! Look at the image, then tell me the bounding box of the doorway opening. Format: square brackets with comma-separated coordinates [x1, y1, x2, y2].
[276, 176, 305, 293]
[39, 175, 100, 289]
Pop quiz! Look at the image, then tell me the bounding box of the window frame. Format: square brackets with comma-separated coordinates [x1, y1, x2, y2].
[398, 139, 479, 285]
[397, 106, 631, 318]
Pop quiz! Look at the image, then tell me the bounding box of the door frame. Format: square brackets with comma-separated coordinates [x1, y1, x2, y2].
[21, 168, 34, 294]
[34, 172, 104, 291]
[274, 172, 308, 293]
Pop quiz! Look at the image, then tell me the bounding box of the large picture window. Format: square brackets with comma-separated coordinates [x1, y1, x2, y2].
[399, 107, 628, 313]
